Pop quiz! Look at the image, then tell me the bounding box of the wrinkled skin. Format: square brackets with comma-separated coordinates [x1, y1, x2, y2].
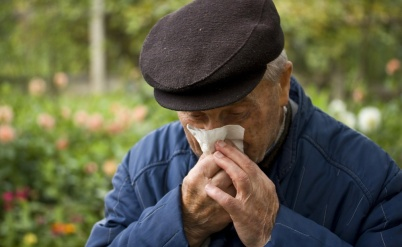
[179, 62, 293, 246]
[181, 154, 235, 244]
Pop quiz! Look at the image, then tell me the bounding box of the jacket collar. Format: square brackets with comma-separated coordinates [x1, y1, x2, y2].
[272, 76, 315, 181]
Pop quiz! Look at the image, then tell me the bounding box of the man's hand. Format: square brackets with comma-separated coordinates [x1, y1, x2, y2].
[205, 140, 279, 247]
[181, 154, 236, 246]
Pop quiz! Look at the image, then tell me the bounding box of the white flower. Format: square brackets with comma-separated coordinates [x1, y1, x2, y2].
[358, 107, 381, 133]
[328, 99, 347, 115]
[338, 111, 356, 129]
[327, 99, 356, 128]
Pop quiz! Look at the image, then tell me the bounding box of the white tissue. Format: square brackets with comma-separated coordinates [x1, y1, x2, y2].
[186, 124, 245, 154]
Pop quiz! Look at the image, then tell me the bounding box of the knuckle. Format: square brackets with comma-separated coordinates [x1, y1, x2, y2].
[222, 195, 236, 208]
[183, 174, 198, 187]
[244, 159, 256, 169]
[264, 176, 276, 191]
[235, 172, 249, 184]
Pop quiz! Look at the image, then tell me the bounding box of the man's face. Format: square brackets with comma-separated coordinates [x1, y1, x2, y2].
[178, 72, 290, 163]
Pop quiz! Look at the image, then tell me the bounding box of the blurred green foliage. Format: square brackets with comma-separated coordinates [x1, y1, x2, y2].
[1, 0, 401, 97]
[0, 82, 177, 246]
[0, 0, 89, 81]
[277, 0, 402, 88]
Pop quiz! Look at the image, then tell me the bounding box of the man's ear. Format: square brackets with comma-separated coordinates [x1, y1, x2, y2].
[279, 61, 293, 106]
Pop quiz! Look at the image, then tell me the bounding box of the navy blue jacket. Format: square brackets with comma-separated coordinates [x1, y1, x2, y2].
[86, 78, 402, 246]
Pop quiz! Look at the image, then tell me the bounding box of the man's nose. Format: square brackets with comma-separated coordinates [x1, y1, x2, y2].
[203, 118, 223, 131]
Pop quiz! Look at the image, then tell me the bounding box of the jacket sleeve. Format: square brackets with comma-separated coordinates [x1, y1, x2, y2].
[354, 168, 402, 247]
[85, 158, 189, 247]
[269, 169, 402, 247]
[268, 206, 353, 247]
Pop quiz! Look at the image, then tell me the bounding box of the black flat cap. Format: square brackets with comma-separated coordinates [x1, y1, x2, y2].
[140, 0, 284, 111]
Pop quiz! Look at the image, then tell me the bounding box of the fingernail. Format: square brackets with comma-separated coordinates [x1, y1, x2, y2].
[214, 151, 224, 158]
[217, 140, 226, 147]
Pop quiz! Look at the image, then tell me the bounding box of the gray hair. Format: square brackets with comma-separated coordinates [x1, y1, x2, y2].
[263, 50, 288, 83]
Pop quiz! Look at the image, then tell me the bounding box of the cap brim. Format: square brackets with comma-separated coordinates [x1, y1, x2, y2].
[154, 69, 265, 111]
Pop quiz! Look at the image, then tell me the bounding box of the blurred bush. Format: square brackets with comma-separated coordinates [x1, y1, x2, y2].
[2, 0, 401, 99]
[0, 80, 177, 246]
[305, 81, 402, 167]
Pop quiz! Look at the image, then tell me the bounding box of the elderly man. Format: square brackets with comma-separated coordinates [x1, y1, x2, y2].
[86, 0, 402, 246]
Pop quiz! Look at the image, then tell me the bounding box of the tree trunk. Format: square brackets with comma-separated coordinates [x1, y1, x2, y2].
[90, 0, 106, 93]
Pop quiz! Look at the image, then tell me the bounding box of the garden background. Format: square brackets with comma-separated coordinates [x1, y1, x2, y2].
[0, 0, 401, 246]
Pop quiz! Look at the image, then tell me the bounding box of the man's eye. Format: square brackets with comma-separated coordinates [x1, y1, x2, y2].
[230, 112, 245, 116]
[227, 111, 249, 120]
[189, 113, 205, 119]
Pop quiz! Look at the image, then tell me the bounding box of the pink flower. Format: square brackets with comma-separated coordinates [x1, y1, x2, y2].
[73, 110, 88, 127]
[53, 72, 69, 89]
[28, 78, 47, 96]
[85, 113, 104, 132]
[110, 104, 148, 127]
[2, 191, 14, 211]
[2, 188, 30, 211]
[106, 121, 125, 135]
[0, 105, 13, 123]
[2, 191, 13, 202]
[37, 113, 56, 130]
[84, 162, 98, 174]
[386, 58, 400, 76]
[114, 108, 132, 127]
[0, 124, 16, 143]
[132, 105, 148, 122]
[352, 88, 365, 103]
[56, 137, 69, 150]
